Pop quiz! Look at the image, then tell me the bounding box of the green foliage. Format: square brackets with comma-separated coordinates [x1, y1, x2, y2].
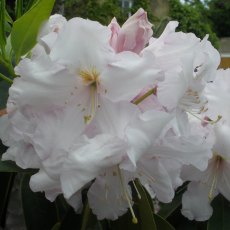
[169, 0, 219, 49]
[207, 195, 230, 230]
[207, 0, 230, 37]
[64, 0, 125, 25]
[11, 0, 55, 63]
[131, 0, 157, 23]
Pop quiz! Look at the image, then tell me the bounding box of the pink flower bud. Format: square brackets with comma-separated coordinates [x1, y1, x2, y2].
[108, 8, 153, 54]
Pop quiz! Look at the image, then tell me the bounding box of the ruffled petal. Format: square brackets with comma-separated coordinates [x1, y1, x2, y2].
[88, 172, 131, 220]
[60, 134, 127, 199]
[181, 182, 215, 221]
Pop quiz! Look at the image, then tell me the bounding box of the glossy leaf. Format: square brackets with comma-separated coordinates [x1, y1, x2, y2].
[154, 214, 175, 230]
[135, 180, 157, 230]
[20, 174, 58, 230]
[11, 0, 55, 63]
[207, 195, 230, 230]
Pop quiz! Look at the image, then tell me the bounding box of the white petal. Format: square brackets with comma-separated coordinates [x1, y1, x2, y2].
[138, 159, 174, 203]
[30, 170, 62, 201]
[10, 52, 76, 108]
[60, 134, 126, 199]
[181, 182, 215, 221]
[101, 51, 162, 102]
[32, 106, 85, 178]
[93, 98, 140, 138]
[2, 142, 40, 169]
[50, 18, 113, 71]
[88, 173, 131, 220]
[66, 192, 83, 213]
[122, 110, 173, 171]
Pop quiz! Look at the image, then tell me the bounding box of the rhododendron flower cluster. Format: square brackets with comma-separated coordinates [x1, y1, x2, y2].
[0, 8, 229, 222]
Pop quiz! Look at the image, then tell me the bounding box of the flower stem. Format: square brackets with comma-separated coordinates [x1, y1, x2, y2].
[0, 72, 13, 84]
[133, 87, 156, 105]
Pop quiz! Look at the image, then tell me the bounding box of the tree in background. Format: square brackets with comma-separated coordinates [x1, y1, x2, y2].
[131, 0, 157, 23]
[207, 0, 230, 37]
[64, 0, 124, 25]
[169, 0, 219, 48]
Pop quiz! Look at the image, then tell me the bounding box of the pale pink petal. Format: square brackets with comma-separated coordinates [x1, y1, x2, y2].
[30, 170, 62, 201]
[181, 182, 215, 221]
[138, 159, 174, 203]
[60, 134, 127, 199]
[50, 18, 113, 71]
[101, 51, 162, 102]
[88, 173, 131, 220]
[32, 106, 85, 178]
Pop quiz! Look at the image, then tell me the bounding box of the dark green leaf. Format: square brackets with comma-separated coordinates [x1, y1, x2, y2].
[59, 208, 82, 230]
[20, 174, 58, 230]
[110, 211, 140, 230]
[0, 78, 10, 108]
[11, 0, 55, 63]
[5, 10, 13, 24]
[0, 0, 6, 57]
[154, 214, 175, 230]
[0, 159, 36, 173]
[135, 180, 157, 230]
[51, 222, 61, 230]
[81, 202, 98, 230]
[207, 194, 230, 230]
[15, 0, 23, 19]
[0, 173, 15, 228]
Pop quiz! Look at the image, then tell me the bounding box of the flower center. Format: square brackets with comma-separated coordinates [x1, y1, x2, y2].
[79, 67, 100, 86]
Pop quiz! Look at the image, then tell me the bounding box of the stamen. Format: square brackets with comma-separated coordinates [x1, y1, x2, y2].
[132, 180, 141, 199]
[187, 111, 222, 126]
[208, 155, 222, 200]
[133, 87, 157, 105]
[117, 166, 138, 224]
[79, 68, 99, 85]
[84, 85, 98, 124]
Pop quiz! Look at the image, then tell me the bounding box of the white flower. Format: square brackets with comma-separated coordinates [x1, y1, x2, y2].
[9, 18, 161, 124]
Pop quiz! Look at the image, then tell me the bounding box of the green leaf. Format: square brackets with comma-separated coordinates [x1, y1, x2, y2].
[20, 174, 58, 230]
[25, 0, 40, 12]
[207, 194, 230, 230]
[0, 0, 6, 57]
[59, 208, 82, 230]
[81, 201, 98, 230]
[15, 0, 23, 19]
[0, 172, 15, 227]
[51, 222, 61, 230]
[5, 10, 13, 24]
[154, 214, 175, 230]
[135, 180, 157, 230]
[11, 0, 55, 63]
[0, 80, 9, 109]
[0, 159, 37, 173]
